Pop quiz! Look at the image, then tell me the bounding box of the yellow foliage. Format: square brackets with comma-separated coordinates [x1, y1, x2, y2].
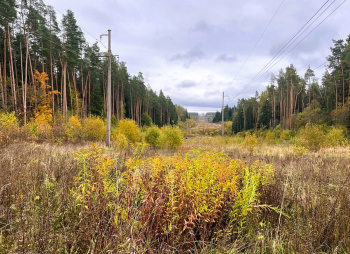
[65, 116, 82, 141]
[111, 131, 128, 150]
[82, 116, 106, 141]
[31, 70, 59, 138]
[125, 149, 274, 242]
[158, 126, 183, 150]
[117, 119, 141, 144]
[242, 133, 259, 154]
[0, 112, 19, 136]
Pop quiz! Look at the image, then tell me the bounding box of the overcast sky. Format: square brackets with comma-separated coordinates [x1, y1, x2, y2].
[46, 0, 350, 113]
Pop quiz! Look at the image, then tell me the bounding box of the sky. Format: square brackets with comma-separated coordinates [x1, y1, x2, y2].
[46, 0, 350, 113]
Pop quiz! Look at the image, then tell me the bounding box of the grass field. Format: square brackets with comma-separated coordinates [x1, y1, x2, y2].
[1, 132, 350, 253]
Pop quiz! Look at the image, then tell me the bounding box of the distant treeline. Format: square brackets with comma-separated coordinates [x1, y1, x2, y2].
[213, 35, 350, 133]
[0, 0, 188, 125]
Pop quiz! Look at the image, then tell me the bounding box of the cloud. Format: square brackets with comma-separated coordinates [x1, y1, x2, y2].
[216, 53, 237, 63]
[177, 80, 198, 88]
[171, 48, 205, 68]
[190, 21, 210, 33]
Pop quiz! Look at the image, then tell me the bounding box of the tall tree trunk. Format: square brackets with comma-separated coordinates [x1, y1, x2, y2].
[24, 30, 29, 124]
[335, 76, 337, 110]
[120, 81, 124, 119]
[116, 80, 120, 121]
[68, 71, 73, 115]
[41, 37, 45, 73]
[3, 26, 7, 110]
[72, 70, 79, 116]
[62, 60, 68, 119]
[8, 24, 18, 117]
[290, 78, 293, 129]
[279, 86, 283, 126]
[273, 88, 276, 128]
[0, 61, 3, 110]
[342, 66, 345, 106]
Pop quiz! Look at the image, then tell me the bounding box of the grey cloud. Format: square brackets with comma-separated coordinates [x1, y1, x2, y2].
[171, 48, 205, 68]
[216, 54, 237, 63]
[177, 80, 198, 88]
[190, 21, 210, 33]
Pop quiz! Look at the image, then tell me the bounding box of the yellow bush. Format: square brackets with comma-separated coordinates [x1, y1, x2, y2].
[0, 112, 19, 138]
[144, 126, 161, 147]
[324, 126, 346, 147]
[65, 116, 82, 141]
[158, 126, 183, 150]
[82, 116, 106, 141]
[111, 132, 128, 150]
[117, 119, 141, 144]
[280, 129, 292, 141]
[242, 133, 258, 154]
[265, 130, 275, 143]
[224, 121, 233, 135]
[295, 124, 325, 151]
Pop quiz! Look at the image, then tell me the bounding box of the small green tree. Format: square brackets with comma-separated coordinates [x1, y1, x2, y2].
[141, 112, 152, 127]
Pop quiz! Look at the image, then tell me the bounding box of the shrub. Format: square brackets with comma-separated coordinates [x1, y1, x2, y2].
[242, 133, 258, 154]
[82, 116, 106, 141]
[324, 126, 346, 147]
[158, 126, 183, 150]
[117, 119, 141, 144]
[224, 121, 233, 135]
[265, 130, 275, 144]
[0, 112, 19, 138]
[295, 123, 325, 151]
[280, 129, 292, 141]
[144, 126, 161, 147]
[273, 124, 282, 139]
[65, 116, 82, 141]
[111, 132, 128, 150]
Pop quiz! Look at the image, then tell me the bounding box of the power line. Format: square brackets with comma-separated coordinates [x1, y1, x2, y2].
[233, 0, 286, 81]
[268, 0, 346, 71]
[231, 0, 346, 102]
[244, 0, 334, 87]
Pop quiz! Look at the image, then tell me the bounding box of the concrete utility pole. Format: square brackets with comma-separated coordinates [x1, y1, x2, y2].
[100, 30, 112, 147]
[222, 92, 224, 137]
[107, 30, 112, 147]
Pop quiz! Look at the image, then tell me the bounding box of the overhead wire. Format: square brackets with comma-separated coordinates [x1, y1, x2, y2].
[229, 0, 346, 102]
[232, 0, 286, 81]
[242, 0, 334, 89]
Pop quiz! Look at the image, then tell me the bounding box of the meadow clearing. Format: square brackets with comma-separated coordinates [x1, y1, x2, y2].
[1, 118, 350, 253]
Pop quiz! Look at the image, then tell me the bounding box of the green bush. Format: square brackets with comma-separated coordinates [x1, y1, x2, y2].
[295, 123, 325, 151]
[144, 126, 161, 147]
[117, 119, 141, 144]
[324, 126, 347, 147]
[82, 116, 106, 141]
[280, 129, 292, 141]
[158, 126, 183, 149]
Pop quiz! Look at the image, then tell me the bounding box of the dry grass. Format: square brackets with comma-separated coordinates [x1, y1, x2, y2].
[1, 137, 350, 253]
